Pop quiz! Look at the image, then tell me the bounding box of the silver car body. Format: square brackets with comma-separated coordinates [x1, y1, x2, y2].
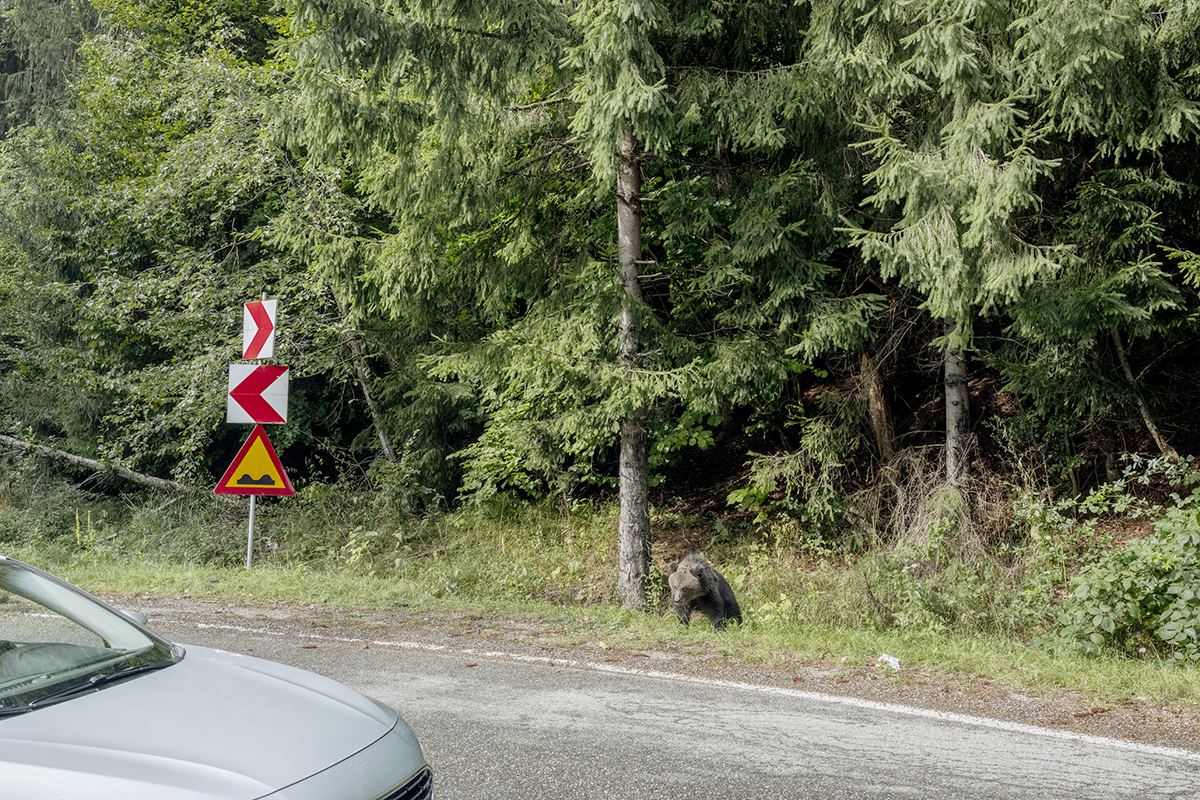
[0, 556, 431, 799]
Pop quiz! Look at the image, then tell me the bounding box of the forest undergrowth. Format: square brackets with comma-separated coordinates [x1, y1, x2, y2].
[4, 450, 1200, 708]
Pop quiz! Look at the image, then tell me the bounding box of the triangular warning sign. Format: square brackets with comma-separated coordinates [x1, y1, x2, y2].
[214, 425, 295, 496]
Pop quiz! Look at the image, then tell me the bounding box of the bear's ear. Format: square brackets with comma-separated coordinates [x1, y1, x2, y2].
[667, 560, 678, 575]
[690, 563, 705, 577]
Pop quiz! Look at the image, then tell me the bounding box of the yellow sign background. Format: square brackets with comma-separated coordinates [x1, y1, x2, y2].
[221, 436, 283, 489]
[215, 424, 294, 496]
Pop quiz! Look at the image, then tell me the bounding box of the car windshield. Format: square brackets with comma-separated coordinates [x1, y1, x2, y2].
[0, 556, 179, 713]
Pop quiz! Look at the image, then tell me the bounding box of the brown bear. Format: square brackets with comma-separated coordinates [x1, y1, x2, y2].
[667, 554, 742, 630]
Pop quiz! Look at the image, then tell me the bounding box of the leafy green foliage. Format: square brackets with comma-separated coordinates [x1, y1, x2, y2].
[728, 390, 863, 537]
[276, 0, 865, 501]
[5, 0, 1200, 562]
[92, 0, 280, 61]
[1044, 462, 1200, 661]
[0, 31, 306, 481]
[847, 454, 1200, 646]
[0, 2, 465, 495]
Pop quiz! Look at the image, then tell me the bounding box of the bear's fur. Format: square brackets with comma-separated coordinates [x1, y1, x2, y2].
[667, 554, 741, 630]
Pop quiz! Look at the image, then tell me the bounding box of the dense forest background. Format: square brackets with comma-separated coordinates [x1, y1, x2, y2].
[5, 0, 1200, 651]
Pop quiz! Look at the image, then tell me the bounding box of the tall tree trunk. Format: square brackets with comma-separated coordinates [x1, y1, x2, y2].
[943, 317, 970, 485]
[1112, 328, 1179, 462]
[333, 292, 397, 462]
[616, 121, 650, 611]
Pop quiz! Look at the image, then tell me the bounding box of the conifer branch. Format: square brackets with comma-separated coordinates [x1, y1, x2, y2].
[501, 135, 585, 178]
[444, 25, 504, 39]
[355, 1, 506, 39]
[505, 90, 569, 112]
[504, 98, 569, 111]
[666, 63, 811, 77]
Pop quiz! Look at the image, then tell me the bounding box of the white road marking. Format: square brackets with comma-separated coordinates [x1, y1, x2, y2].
[191, 620, 1200, 764]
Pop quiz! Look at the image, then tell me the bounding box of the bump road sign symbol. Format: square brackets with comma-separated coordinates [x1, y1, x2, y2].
[214, 425, 295, 496]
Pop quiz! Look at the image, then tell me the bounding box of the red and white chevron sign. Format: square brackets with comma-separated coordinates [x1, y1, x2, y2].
[242, 300, 277, 360]
[227, 364, 289, 424]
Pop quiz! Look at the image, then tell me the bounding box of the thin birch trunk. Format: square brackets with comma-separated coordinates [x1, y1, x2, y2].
[616, 121, 650, 612]
[943, 317, 970, 485]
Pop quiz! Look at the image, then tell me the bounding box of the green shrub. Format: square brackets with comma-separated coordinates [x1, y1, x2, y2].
[1045, 485, 1200, 661]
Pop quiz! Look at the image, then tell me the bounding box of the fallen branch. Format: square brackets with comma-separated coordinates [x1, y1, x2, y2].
[0, 434, 191, 495]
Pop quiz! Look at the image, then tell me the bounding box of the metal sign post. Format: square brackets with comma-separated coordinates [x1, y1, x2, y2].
[216, 424, 294, 568]
[246, 495, 257, 570]
[216, 295, 292, 569]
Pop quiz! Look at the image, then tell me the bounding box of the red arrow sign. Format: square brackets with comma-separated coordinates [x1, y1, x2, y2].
[242, 300, 277, 360]
[227, 365, 289, 424]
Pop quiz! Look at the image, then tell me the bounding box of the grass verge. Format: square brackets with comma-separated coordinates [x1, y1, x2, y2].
[4, 496, 1200, 711]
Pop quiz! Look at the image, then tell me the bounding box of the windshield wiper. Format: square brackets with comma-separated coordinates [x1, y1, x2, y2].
[26, 659, 176, 710]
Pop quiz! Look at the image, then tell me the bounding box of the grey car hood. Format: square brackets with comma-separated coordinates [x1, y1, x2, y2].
[0, 644, 400, 800]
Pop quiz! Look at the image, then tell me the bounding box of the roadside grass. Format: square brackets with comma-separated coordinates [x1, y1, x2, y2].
[23, 546, 1200, 707]
[4, 481, 1200, 708]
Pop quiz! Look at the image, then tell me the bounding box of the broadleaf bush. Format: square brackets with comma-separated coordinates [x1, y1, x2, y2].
[1044, 483, 1200, 661]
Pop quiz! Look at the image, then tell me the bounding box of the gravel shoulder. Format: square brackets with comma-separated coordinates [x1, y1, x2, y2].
[110, 592, 1200, 754]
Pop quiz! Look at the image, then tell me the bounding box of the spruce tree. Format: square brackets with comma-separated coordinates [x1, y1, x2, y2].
[280, 0, 859, 607]
[835, 0, 1200, 488]
[998, 0, 1200, 473]
[0, 0, 98, 135]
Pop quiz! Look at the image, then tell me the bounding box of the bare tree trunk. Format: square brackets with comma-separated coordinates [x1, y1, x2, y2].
[0, 434, 190, 494]
[1112, 328, 1179, 462]
[943, 317, 970, 485]
[1097, 420, 1119, 484]
[616, 121, 650, 611]
[1088, 346, 1120, 484]
[862, 353, 894, 463]
[333, 292, 397, 462]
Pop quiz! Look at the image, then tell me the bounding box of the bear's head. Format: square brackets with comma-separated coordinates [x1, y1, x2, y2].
[667, 560, 705, 605]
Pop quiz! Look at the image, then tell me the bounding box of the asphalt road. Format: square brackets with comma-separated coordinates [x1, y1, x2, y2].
[139, 607, 1200, 800]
